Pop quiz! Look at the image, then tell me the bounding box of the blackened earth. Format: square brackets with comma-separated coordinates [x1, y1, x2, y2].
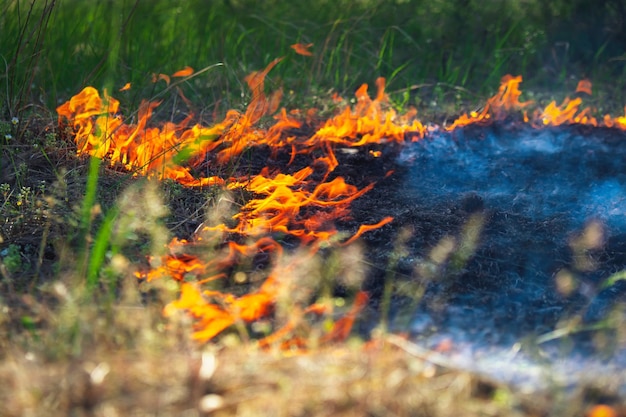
[346, 123, 626, 390]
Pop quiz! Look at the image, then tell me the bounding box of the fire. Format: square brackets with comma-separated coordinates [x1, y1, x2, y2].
[314, 78, 426, 146]
[164, 278, 278, 342]
[290, 43, 314, 56]
[58, 60, 626, 346]
[576, 79, 592, 95]
[604, 108, 626, 130]
[535, 97, 597, 127]
[443, 75, 626, 131]
[446, 75, 532, 130]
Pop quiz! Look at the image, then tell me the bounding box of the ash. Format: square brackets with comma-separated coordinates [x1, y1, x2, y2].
[356, 124, 626, 391]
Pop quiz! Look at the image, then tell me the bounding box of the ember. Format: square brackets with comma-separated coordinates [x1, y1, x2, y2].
[58, 60, 626, 367]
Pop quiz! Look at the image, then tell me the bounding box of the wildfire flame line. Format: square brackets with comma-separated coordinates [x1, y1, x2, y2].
[57, 64, 626, 346]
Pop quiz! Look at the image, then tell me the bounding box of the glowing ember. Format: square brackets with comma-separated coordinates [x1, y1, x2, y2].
[57, 60, 626, 345]
[290, 43, 314, 56]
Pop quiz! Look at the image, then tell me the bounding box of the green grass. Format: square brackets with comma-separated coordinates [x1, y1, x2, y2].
[2, 0, 625, 119]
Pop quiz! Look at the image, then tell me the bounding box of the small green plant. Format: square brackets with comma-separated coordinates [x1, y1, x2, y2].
[0, 179, 50, 246]
[1, 243, 23, 275]
[0, 117, 19, 139]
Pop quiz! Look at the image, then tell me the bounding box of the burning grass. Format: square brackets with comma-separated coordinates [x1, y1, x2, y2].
[3, 1, 626, 414]
[3, 51, 626, 415]
[53, 59, 626, 347]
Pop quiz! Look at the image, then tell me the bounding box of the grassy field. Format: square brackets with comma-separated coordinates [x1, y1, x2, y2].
[2, 0, 626, 415]
[3, 0, 626, 114]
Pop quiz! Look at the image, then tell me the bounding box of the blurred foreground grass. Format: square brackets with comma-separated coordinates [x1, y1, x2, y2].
[2, 267, 620, 416]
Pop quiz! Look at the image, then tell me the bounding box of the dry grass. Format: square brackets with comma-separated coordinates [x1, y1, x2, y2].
[0, 247, 582, 417]
[0, 331, 556, 416]
[0, 273, 620, 417]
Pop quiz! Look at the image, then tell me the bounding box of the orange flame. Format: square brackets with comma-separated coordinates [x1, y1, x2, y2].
[535, 97, 597, 127]
[447, 75, 533, 130]
[164, 279, 277, 342]
[320, 291, 369, 343]
[576, 79, 592, 95]
[152, 73, 171, 85]
[291, 43, 314, 56]
[444, 75, 625, 132]
[342, 217, 394, 246]
[172, 66, 194, 77]
[604, 107, 626, 130]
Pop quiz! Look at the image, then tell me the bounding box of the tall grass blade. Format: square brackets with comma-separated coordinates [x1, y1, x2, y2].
[86, 206, 119, 291]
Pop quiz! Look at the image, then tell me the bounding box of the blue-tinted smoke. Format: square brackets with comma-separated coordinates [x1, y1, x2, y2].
[399, 127, 626, 230]
[394, 125, 626, 389]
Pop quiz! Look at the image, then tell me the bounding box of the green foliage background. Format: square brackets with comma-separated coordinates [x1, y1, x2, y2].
[2, 0, 625, 116]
